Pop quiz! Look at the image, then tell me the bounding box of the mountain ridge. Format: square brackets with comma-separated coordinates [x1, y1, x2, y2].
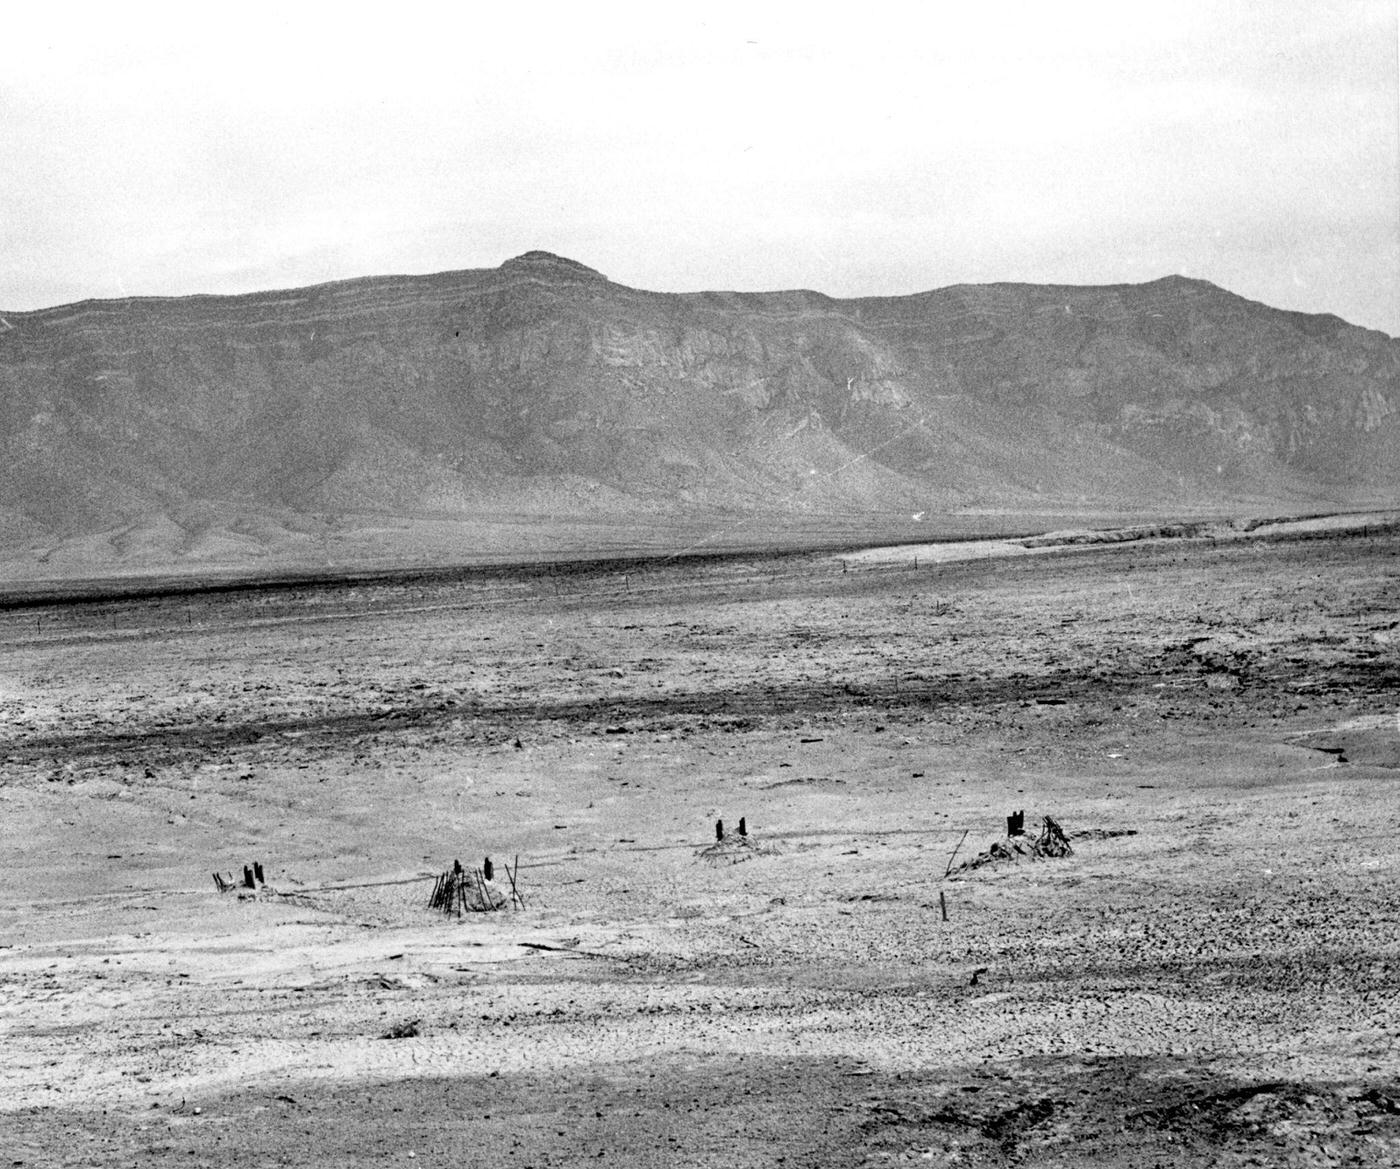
[1, 253, 1396, 579]
[9, 258, 1362, 332]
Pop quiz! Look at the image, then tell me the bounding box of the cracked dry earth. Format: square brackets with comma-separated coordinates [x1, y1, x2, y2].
[1, 523, 1399, 1167]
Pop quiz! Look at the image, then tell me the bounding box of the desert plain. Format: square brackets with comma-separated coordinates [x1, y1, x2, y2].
[2, 515, 1399, 1167]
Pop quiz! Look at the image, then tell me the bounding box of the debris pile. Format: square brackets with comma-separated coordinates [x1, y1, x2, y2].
[696, 816, 780, 865]
[429, 856, 524, 914]
[213, 861, 267, 894]
[954, 815, 1074, 873]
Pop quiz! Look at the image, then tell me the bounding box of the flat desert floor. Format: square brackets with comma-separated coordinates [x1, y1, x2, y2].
[2, 523, 1398, 1167]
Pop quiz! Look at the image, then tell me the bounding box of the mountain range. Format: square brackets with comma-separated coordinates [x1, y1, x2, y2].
[1, 250, 1396, 578]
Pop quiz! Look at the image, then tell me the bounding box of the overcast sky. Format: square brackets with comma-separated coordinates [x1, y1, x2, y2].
[3, 1, 1397, 334]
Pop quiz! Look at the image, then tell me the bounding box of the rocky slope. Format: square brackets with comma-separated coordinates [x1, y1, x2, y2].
[1, 250, 1396, 574]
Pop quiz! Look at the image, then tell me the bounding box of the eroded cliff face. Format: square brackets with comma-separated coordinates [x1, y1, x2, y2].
[0, 251, 1396, 569]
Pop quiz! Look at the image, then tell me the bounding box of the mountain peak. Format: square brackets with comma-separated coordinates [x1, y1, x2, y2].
[499, 251, 607, 281]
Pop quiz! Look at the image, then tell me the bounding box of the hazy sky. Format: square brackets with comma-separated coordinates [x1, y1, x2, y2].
[3, 1, 1397, 334]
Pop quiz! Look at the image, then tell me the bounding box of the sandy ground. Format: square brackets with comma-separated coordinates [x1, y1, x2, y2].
[2, 520, 1399, 1166]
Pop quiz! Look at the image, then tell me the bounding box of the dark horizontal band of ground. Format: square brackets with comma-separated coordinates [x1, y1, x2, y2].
[0, 525, 1060, 612]
[3, 509, 1387, 612]
[6, 655, 1395, 767]
[6, 1052, 1393, 1168]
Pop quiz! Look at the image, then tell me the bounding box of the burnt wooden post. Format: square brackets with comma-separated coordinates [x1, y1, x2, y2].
[1040, 815, 1072, 856]
[944, 828, 970, 877]
[242, 865, 256, 889]
[506, 854, 526, 910]
[483, 857, 494, 882]
[737, 817, 747, 837]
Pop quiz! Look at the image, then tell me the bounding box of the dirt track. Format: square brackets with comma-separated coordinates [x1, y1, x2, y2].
[2, 523, 1399, 1166]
